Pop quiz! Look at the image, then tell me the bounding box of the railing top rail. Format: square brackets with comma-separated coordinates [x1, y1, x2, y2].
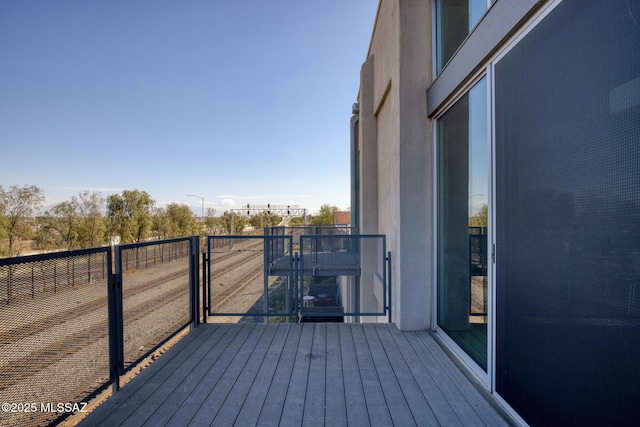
[117, 236, 194, 250]
[299, 233, 386, 239]
[0, 246, 111, 266]
[207, 234, 292, 240]
[264, 225, 357, 232]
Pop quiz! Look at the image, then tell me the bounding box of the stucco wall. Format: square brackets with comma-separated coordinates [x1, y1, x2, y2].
[358, 0, 432, 330]
[397, 0, 432, 330]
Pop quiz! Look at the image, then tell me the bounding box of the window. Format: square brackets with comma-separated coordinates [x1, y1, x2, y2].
[437, 76, 488, 372]
[435, 0, 491, 73]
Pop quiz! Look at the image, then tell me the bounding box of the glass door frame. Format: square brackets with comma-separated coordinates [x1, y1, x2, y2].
[432, 70, 494, 389]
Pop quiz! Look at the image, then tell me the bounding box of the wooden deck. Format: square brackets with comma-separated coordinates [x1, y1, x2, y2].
[79, 323, 513, 427]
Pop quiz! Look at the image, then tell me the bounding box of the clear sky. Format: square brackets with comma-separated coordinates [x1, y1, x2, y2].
[0, 0, 378, 216]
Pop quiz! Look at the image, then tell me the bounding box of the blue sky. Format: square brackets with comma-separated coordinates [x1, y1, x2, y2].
[0, 0, 377, 216]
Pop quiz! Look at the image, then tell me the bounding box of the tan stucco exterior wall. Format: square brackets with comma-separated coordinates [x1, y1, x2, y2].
[357, 0, 433, 330]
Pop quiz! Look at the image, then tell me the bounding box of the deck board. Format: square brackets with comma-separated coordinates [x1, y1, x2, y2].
[324, 324, 347, 427]
[187, 324, 261, 425]
[351, 324, 394, 427]
[211, 324, 276, 425]
[338, 323, 369, 427]
[362, 324, 416, 426]
[386, 327, 463, 426]
[412, 330, 505, 426]
[374, 324, 443, 426]
[302, 322, 326, 427]
[234, 324, 288, 426]
[280, 323, 314, 427]
[78, 323, 514, 427]
[164, 324, 252, 425]
[256, 324, 301, 426]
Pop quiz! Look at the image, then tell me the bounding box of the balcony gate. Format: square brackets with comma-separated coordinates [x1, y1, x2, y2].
[204, 233, 390, 323]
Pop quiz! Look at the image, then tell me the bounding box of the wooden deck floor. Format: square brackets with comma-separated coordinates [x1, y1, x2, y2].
[79, 323, 513, 427]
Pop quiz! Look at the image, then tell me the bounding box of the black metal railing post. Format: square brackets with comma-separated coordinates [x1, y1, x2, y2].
[202, 251, 208, 324]
[294, 252, 300, 323]
[109, 246, 124, 393]
[387, 250, 392, 323]
[189, 236, 200, 328]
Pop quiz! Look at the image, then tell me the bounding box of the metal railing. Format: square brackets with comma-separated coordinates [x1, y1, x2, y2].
[205, 235, 295, 320]
[298, 234, 389, 321]
[113, 237, 200, 383]
[0, 247, 112, 427]
[204, 232, 390, 323]
[0, 236, 200, 427]
[265, 225, 356, 237]
[0, 230, 389, 424]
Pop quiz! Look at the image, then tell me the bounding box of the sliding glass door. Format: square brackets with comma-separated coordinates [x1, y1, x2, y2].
[437, 76, 489, 373]
[493, 0, 640, 424]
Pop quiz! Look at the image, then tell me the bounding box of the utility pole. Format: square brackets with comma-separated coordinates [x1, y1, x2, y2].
[187, 194, 204, 224]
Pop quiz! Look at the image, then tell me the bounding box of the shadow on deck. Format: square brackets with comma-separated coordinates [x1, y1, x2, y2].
[78, 323, 514, 426]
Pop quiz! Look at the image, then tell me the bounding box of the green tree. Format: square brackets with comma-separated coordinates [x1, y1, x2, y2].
[35, 191, 105, 251]
[76, 191, 106, 248]
[289, 216, 306, 225]
[0, 184, 45, 256]
[221, 211, 246, 234]
[153, 204, 198, 239]
[152, 207, 171, 240]
[106, 190, 155, 244]
[0, 185, 5, 246]
[34, 219, 59, 252]
[0, 185, 4, 222]
[249, 212, 282, 229]
[469, 204, 488, 227]
[44, 200, 80, 250]
[310, 204, 339, 225]
[164, 203, 198, 237]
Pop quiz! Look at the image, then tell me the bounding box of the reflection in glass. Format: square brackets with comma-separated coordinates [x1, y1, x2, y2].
[435, 0, 492, 73]
[437, 76, 488, 371]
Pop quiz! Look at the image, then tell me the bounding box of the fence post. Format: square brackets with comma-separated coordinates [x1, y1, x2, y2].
[294, 252, 300, 323]
[387, 250, 392, 323]
[189, 236, 200, 329]
[109, 246, 124, 393]
[202, 251, 208, 324]
[263, 236, 269, 323]
[8, 264, 12, 304]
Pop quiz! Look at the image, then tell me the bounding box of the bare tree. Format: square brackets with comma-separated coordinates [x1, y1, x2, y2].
[204, 207, 221, 235]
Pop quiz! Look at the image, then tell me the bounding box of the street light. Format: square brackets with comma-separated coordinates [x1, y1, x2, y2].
[187, 194, 204, 223]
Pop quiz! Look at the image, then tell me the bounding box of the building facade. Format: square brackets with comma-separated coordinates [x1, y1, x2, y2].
[352, 0, 639, 425]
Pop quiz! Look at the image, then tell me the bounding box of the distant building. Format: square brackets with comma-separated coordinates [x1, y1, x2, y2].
[351, 1, 639, 425]
[332, 211, 351, 227]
